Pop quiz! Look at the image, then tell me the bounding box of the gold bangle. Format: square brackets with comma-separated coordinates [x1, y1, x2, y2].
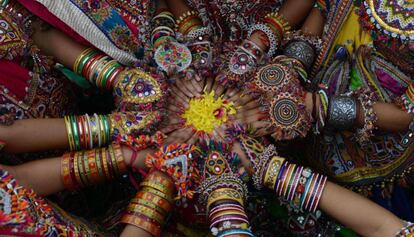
[134, 191, 172, 212]
[140, 181, 173, 196]
[131, 198, 167, 215]
[207, 188, 244, 211]
[95, 148, 105, 182]
[141, 187, 173, 204]
[121, 214, 161, 237]
[73, 48, 95, 73]
[64, 116, 75, 151]
[263, 156, 285, 190]
[108, 145, 120, 177]
[101, 147, 111, 180]
[75, 152, 85, 187]
[112, 142, 127, 174]
[81, 150, 91, 186]
[127, 203, 165, 224]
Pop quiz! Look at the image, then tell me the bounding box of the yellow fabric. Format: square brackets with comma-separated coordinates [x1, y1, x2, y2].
[325, 5, 373, 63]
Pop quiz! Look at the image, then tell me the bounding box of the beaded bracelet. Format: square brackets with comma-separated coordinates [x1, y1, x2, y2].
[248, 23, 278, 57]
[395, 222, 414, 237]
[399, 84, 414, 114]
[60, 143, 127, 191]
[175, 10, 203, 35]
[353, 90, 378, 144]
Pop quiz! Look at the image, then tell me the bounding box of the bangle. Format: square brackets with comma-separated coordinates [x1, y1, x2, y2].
[111, 142, 127, 174]
[248, 24, 278, 57]
[217, 229, 254, 237]
[121, 214, 162, 237]
[284, 40, 316, 70]
[134, 192, 172, 212]
[326, 96, 357, 131]
[64, 116, 75, 151]
[263, 156, 285, 190]
[354, 89, 378, 144]
[207, 188, 244, 211]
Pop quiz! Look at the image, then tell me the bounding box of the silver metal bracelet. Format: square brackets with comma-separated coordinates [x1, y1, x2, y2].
[284, 40, 315, 69]
[326, 96, 357, 131]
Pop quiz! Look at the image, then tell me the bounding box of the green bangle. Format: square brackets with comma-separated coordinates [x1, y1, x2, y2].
[103, 115, 111, 143]
[101, 63, 119, 89]
[70, 115, 81, 151]
[77, 50, 96, 75]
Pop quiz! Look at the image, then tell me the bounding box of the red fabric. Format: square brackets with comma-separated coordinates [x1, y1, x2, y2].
[17, 0, 91, 46]
[0, 60, 31, 100]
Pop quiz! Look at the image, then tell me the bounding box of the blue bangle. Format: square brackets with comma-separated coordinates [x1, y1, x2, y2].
[217, 229, 254, 237]
[300, 173, 314, 210]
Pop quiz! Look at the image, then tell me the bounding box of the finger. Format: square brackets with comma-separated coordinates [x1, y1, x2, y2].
[241, 100, 261, 111]
[171, 86, 190, 104]
[176, 80, 196, 98]
[214, 84, 226, 98]
[186, 131, 199, 144]
[167, 103, 184, 114]
[190, 77, 203, 95]
[234, 93, 255, 107]
[224, 88, 239, 99]
[160, 124, 182, 134]
[184, 78, 202, 97]
[204, 77, 214, 93]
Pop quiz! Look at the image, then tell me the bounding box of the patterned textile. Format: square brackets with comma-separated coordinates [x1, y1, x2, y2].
[0, 169, 100, 236]
[0, 1, 77, 125]
[310, 1, 414, 191]
[186, 0, 282, 45]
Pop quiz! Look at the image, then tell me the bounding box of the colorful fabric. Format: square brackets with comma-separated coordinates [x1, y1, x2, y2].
[0, 169, 99, 236]
[311, 2, 414, 190]
[35, 0, 138, 65]
[0, 3, 77, 125]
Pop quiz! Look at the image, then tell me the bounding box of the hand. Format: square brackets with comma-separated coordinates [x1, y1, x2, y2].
[169, 69, 204, 99]
[226, 90, 272, 136]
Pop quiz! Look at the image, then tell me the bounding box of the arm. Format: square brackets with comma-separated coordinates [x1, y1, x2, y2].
[320, 182, 405, 237]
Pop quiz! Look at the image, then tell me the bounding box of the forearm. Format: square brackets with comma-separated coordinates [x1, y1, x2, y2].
[32, 20, 87, 69]
[357, 103, 414, 132]
[1, 145, 144, 196]
[320, 182, 404, 237]
[0, 118, 68, 153]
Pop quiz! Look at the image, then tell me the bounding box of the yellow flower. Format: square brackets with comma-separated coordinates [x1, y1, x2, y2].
[182, 91, 236, 133]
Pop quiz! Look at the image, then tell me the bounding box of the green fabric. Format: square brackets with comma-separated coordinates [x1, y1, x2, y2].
[56, 64, 91, 89]
[336, 227, 360, 237]
[349, 66, 363, 91]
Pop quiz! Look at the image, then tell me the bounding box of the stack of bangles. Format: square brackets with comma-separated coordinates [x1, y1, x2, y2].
[121, 171, 174, 237]
[207, 188, 253, 236]
[151, 10, 176, 49]
[73, 48, 124, 90]
[396, 222, 414, 237]
[175, 10, 203, 35]
[259, 155, 327, 213]
[247, 12, 291, 57]
[64, 114, 111, 151]
[61, 143, 127, 191]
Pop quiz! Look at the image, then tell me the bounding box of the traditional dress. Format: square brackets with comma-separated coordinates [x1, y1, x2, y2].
[309, 0, 414, 221]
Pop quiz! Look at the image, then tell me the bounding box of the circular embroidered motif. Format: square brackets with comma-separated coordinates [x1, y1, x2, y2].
[365, 0, 414, 41]
[255, 63, 292, 92]
[155, 41, 192, 73]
